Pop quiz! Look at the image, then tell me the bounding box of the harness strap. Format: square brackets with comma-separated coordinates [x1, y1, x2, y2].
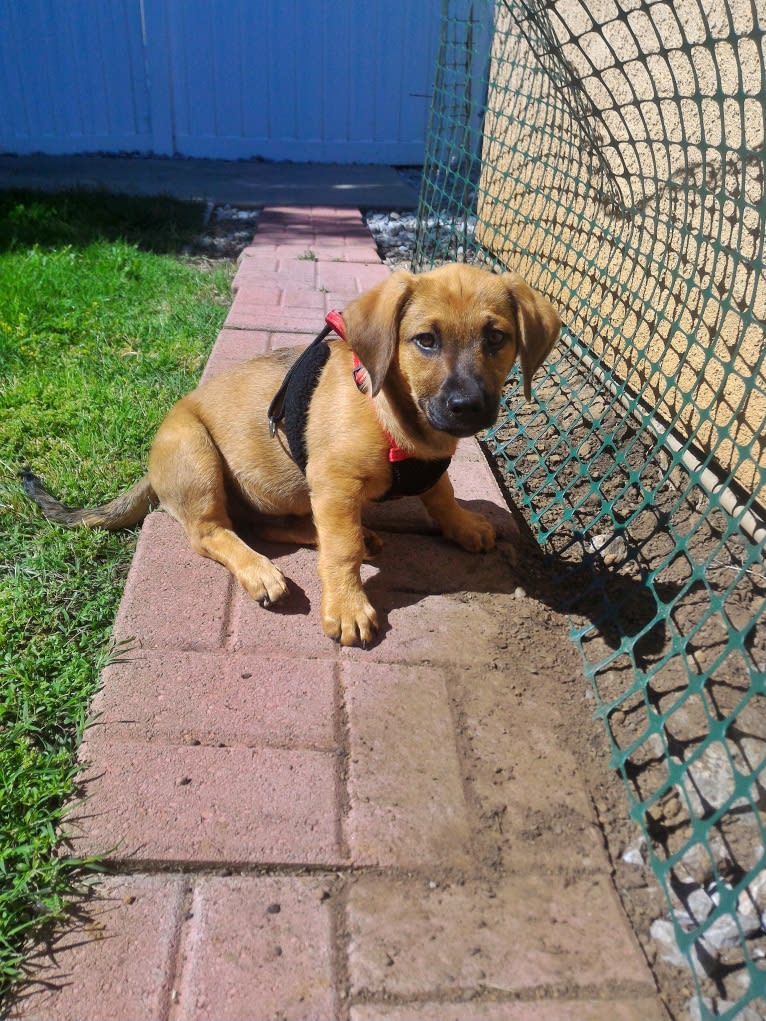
[267, 322, 333, 437]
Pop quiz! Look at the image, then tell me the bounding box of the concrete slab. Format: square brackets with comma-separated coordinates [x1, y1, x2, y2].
[173, 877, 338, 1021]
[346, 874, 655, 997]
[0, 154, 419, 208]
[11, 875, 185, 1021]
[71, 741, 343, 866]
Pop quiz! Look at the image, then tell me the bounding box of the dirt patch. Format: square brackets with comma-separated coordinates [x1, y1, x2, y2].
[447, 504, 685, 1016]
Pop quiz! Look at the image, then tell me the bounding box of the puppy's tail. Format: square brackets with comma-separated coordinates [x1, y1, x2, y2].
[20, 469, 156, 530]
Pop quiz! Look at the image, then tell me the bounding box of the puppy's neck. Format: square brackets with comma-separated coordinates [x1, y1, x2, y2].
[372, 384, 458, 460]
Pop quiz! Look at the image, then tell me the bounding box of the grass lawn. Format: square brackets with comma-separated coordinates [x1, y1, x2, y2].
[0, 190, 233, 996]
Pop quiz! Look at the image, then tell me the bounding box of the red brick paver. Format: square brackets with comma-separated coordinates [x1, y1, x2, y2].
[11, 206, 667, 1020]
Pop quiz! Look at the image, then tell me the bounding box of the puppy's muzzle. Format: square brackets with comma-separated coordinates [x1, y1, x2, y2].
[425, 375, 499, 437]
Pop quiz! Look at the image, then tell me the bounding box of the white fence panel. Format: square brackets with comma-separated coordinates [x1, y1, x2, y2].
[162, 0, 441, 161]
[0, 0, 150, 154]
[0, 0, 443, 162]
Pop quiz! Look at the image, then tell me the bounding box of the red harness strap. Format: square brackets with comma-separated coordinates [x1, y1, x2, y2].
[324, 310, 414, 463]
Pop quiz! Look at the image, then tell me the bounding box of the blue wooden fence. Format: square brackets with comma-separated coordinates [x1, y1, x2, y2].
[0, 0, 444, 162]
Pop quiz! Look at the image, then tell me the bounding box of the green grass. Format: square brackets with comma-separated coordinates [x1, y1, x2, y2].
[0, 190, 233, 997]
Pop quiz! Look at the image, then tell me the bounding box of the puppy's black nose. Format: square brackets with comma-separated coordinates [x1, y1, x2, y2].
[427, 376, 497, 436]
[446, 390, 485, 417]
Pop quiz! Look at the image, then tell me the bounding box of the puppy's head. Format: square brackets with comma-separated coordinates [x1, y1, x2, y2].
[343, 263, 560, 438]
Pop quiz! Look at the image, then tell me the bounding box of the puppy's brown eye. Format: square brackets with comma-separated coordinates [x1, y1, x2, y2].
[413, 332, 439, 353]
[485, 328, 507, 352]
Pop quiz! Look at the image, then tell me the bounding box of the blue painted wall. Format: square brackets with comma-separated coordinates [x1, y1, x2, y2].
[0, 0, 443, 162]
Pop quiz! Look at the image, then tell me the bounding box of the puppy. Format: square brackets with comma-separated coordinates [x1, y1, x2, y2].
[22, 263, 560, 646]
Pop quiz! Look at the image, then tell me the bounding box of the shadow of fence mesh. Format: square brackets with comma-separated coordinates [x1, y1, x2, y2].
[414, 1, 765, 1017]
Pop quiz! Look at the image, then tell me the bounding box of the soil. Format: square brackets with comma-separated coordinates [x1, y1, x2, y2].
[188, 207, 766, 1021]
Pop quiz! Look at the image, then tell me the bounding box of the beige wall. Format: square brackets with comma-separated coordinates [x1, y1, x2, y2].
[476, 1, 765, 496]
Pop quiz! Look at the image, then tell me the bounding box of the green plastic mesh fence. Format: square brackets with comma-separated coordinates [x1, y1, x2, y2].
[414, 1, 765, 1017]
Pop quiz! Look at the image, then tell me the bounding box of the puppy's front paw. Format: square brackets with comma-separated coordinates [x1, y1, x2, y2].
[240, 559, 289, 607]
[443, 510, 496, 553]
[321, 590, 378, 647]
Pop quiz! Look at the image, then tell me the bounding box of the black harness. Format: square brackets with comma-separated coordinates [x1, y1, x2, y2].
[267, 316, 452, 501]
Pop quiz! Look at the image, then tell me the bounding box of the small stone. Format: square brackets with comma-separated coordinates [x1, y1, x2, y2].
[737, 869, 766, 933]
[266, 902, 281, 915]
[603, 538, 628, 566]
[676, 842, 715, 885]
[684, 996, 713, 1021]
[650, 918, 686, 967]
[177, 775, 192, 786]
[702, 912, 743, 950]
[674, 886, 714, 928]
[675, 742, 749, 817]
[587, 533, 610, 553]
[514, 586, 526, 599]
[649, 918, 718, 977]
[587, 532, 628, 565]
[621, 835, 646, 866]
[689, 886, 715, 921]
[726, 1003, 765, 1021]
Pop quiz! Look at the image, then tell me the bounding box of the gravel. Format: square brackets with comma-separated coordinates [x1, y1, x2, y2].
[365, 209, 480, 269]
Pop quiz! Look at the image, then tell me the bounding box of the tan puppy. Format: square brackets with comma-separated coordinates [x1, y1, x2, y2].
[23, 263, 560, 646]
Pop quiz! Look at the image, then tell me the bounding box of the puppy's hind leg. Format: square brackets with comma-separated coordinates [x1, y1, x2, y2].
[255, 517, 383, 558]
[149, 404, 289, 606]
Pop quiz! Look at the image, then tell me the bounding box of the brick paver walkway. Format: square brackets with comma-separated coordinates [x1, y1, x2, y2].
[12, 208, 667, 1020]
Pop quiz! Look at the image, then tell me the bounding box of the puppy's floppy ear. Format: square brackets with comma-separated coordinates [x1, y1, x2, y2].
[342, 270, 414, 396]
[503, 273, 561, 400]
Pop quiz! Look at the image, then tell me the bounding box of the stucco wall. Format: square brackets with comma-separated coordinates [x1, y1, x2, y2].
[476, 1, 764, 496]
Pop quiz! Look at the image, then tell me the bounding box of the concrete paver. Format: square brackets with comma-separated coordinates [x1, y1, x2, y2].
[71, 742, 342, 866]
[171, 877, 337, 1021]
[340, 589, 520, 666]
[226, 545, 333, 659]
[344, 661, 472, 867]
[200, 328, 271, 380]
[112, 511, 233, 652]
[346, 874, 654, 995]
[10, 202, 667, 1020]
[11, 875, 185, 1021]
[85, 651, 337, 749]
[351, 1001, 668, 1021]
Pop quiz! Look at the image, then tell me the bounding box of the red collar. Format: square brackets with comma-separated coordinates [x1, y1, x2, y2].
[325, 310, 412, 463]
